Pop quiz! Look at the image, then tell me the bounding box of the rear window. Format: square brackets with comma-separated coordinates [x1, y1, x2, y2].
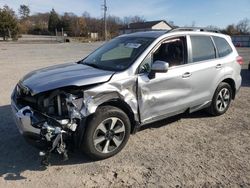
[213, 36, 233, 57]
[190, 36, 216, 62]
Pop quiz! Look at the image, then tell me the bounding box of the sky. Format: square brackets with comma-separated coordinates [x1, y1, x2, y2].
[0, 0, 250, 28]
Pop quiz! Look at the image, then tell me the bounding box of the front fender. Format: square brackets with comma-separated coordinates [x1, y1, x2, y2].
[81, 76, 139, 122]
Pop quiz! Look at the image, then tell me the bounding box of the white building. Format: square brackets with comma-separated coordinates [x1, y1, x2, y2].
[119, 20, 173, 35]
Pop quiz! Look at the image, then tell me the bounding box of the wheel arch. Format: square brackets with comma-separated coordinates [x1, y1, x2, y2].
[99, 99, 139, 134]
[221, 78, 236, 99]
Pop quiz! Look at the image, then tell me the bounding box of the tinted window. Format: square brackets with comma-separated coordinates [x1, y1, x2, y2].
[139, 37, 186, 73]
[153, 37, 186, 67]
[190, 36, 216, 62]
[213, 36, 233, 57]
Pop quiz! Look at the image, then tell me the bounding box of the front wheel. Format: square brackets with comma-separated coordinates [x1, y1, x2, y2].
[208, 82, 232, 116]
[81, 106, 131, 160]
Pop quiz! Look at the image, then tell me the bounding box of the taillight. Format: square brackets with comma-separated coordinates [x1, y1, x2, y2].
[236, 56, 244, 65]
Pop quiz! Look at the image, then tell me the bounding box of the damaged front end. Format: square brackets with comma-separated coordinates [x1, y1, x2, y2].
[11, 71, 139, 165]
[11, 83, 86, 165]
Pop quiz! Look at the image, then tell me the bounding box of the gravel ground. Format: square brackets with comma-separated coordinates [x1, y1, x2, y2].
[0, 42, 250, 188]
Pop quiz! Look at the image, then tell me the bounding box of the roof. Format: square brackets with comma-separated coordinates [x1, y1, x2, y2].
[169, 27, 221, 33]
[122, 20, 173, 30]
[118, 27, 229, 39]
[119, 30, 167, 38]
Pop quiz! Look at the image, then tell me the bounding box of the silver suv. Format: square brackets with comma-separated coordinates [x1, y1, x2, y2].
[11, 28, 242, 163]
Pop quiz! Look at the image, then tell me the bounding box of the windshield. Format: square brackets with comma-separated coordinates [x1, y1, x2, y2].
[82, 37, 154, 71]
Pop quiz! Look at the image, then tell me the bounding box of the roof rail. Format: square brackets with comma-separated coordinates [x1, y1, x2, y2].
[169, 27, 221, 33]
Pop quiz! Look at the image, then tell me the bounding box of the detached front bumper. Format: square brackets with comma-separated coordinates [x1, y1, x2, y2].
[11, 100, 47, 149]
[11, 100, 40, 136]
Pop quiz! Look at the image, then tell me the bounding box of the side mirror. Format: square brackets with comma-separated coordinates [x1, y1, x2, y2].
[151, 60, 169, 73]
[148, 60, 169, 79]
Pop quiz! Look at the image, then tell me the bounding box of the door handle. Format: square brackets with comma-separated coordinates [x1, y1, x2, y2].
[182, 72, 192, 78]
[216, 64, 222, 69]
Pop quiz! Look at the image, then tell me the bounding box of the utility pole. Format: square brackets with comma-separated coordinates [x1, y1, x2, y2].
[102, 0, 107, 41]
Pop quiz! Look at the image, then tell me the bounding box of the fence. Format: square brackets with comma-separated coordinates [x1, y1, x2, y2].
[232, 35, 250, 47]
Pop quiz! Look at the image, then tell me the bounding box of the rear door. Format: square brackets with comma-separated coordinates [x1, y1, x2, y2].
[184, 35, 222, 110]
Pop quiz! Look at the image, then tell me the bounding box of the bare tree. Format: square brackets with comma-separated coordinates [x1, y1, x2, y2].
[107, 15, 122, 38]
[130, 15, 145, 23]
[206, 25, 221, 31]
[168, 20, 177, 28]
[82, 11, 90, 19]
[123, 15, 145, 25]
[183, 21, 196, 27]
[29, 13, 50, 34]
[71, 16, 86, 37]
[222, 24, 238, 35]
[236, 18, 250, 34]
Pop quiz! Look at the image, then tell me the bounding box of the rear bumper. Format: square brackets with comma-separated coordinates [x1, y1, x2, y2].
[235, 75, 242, 95]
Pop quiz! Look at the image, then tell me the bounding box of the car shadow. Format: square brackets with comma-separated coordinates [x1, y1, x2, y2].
[139, 110, 212, 132]
[0, 105, 92, 181]
[0, 104, 210, 179]
[241, 69, 250, 87]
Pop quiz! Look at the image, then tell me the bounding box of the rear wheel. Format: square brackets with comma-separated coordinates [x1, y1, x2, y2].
[81, 106, 131, 160]
[208, 82, 232, 116]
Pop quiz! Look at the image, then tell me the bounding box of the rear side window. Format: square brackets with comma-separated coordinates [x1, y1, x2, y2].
[213, 36, 233, 57]
[190, 36, 216, 62]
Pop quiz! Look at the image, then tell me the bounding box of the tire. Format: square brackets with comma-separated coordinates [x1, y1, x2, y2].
[208, 82, 232, 116]
[81, 106, 131, 160]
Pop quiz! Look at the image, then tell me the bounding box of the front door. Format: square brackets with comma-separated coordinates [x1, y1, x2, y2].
[137, 36, 192, 123]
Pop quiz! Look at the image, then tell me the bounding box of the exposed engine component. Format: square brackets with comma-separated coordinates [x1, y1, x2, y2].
[38, 91, 84, 165]
[58, 119, 78, 132]
[40, 122, 68, 165]
[65, 93, 84, 120]
[14, 87, 85, 165]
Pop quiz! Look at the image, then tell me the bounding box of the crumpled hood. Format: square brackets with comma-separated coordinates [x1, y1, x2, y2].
[21, 63, 115, 95]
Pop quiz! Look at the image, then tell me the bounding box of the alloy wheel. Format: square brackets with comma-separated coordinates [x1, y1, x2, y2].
[93, 117, 126, 154]
[216, 88, 230, 112]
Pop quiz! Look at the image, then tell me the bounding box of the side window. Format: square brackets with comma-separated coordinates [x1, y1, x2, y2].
[139, 55, 152, 73]
[190, 36, 216, 62]
[213, 36, 233, 57]
[139, 37, 186, 73]
[153, 37, 186, 67]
